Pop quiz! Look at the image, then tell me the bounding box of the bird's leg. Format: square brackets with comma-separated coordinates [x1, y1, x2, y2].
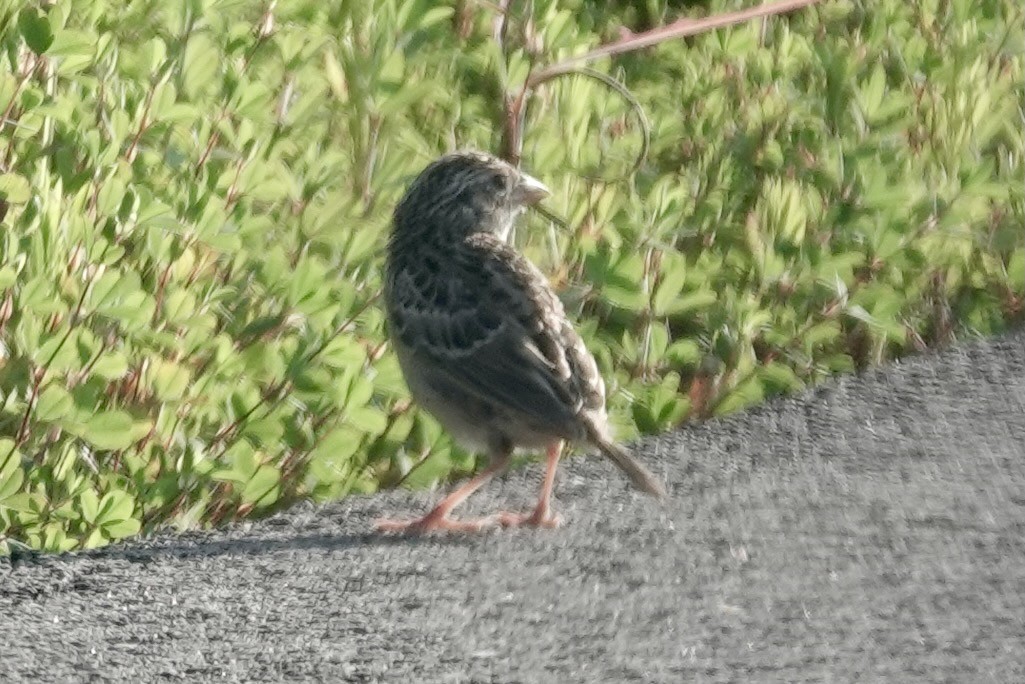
[530, 440, 564, 525]
[496, 441, 564, 528]
[374, 455, 511, 533]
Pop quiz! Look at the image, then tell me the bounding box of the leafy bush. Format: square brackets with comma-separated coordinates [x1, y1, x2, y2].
[1, 0, 1021, 552]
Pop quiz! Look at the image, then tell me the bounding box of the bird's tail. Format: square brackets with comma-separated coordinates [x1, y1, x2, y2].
[591, 432, 667, 499]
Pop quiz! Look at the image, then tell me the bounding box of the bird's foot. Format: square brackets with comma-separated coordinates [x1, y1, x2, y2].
[494, 507, 563, 529]
[373, 511, 504, 534]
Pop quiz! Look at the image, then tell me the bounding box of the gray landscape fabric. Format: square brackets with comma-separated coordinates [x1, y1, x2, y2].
[2, 329, 1023, 683]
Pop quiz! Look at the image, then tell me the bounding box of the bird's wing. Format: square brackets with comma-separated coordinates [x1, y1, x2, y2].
[387, 233, 605, 435]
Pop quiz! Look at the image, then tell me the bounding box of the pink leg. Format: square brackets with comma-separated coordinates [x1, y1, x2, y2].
[374, 456, 511, 534]
[497, 441, 564, 529]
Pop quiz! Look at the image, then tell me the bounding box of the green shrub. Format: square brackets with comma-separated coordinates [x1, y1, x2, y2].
[1, 0, 1021, 552]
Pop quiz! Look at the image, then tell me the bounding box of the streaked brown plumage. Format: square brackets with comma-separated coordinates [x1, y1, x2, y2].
[377, 151, 665, 533]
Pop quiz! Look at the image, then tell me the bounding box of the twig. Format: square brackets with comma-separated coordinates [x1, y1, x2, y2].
[516, 65, 651, 181]
[528, 0, 822, 83]
[125, 84, 156, 163]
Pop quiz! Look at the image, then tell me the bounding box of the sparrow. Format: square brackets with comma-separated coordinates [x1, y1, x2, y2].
[376, 150, 666, 533]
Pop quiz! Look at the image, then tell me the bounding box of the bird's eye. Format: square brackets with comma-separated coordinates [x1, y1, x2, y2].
[489, 174, 508, 193]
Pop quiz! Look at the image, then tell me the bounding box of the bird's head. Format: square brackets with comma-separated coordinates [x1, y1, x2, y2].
[392, 150, 550, 244]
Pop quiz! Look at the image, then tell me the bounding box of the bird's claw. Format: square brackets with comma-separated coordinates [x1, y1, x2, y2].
[495, 508, 563, 529]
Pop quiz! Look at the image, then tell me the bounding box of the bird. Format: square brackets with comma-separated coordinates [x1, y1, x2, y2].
[376, 150, 666, 533]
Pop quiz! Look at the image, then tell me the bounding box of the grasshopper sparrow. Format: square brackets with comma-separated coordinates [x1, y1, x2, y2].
[377, 151, 666, 533]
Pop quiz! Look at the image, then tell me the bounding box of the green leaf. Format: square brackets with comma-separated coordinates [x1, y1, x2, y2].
[400, 447, 455, 490]
[379, 82, 438, 117]
[0, 173, 31, 203]
[652, 267, 687, 316]
[240, 416, 284, 446]
[83, 528, 106, 549]
[857, 63, 886, 120]
[149, 358, 190, 400]
[162, 288, 195, 324]
[91, 351, 130, 380]
[101, 518, 142, 539]
[240, 341, 286, 383]
[665, 290, 718, 316]
[804, 321, 841, 349]
[41, 524, 75, 552]
[666, 339, 702, 366]
[212, 441, 258, 483]
[18, 10, 53, 54]
[323, 50, 347, 101]
[0, 493, 34, 514]
[34, 331, 81, 372]
[345, 406, 388, 435]
[0, 442, 25, 503]
[241, 465, 280, 506]
[759, 362, 804, 392]
[714, 376, 765, 416]
[35, 384, 74, 422]
[602, 283, 647, 310]
[96, 488, 136, 525]
[75, 411, 151, 450]
[415, 6, 455, 29]
[79, 488, 100, 524]
[0, 266, 16, 289]
[318, 336, 367, 370]
[182, 33, 218, 99]
[310, 425, 362, 464]
[47, 29, 95, 57]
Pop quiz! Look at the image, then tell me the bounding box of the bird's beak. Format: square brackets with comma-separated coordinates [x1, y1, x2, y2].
[512, 173, 550, 206]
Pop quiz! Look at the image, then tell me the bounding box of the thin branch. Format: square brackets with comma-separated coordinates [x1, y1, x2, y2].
[528, 0, 822, 84]
[519, 65, 651, 182]
[125, 84, 157, 163]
